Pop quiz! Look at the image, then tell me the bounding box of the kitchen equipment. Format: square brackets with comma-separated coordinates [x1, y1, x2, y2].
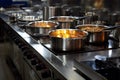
[111, 25, 120, 42]
[48, 6, 63, 18]
[2, 8, 120, 80]
[25, 21, 59, 36]
[4, 10, 27, 23]
[43, 6, 63, 20]
[49, 16, 81, 29]
[65, 6, 85, 17]
[18, 15, 41, 22]
[76, 24, 113, 43]
[2, 9, 120, 80]
[49, 29, 88, 51]
[74, 57, 120, 80]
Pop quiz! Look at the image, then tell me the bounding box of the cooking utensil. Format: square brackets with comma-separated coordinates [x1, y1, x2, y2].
[76, 24, 113, 43]
[4, 10, 27, 23]
[49, 29, 88, 51]
[49, 16, 82, 29]
[104, 26, 119, 30]
[25, 21, 59, 36]
[18, 15, 41, 22]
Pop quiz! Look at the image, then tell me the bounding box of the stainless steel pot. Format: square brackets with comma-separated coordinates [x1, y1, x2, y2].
[49, 29, 88, 51]
[5, 10, 27, 23]
[76, 24, 112, 43]
[43, 6, 63, 20]
[49, 16, 81, 29]
[25, 21, 59, 36]
[48, 6, 63, 17]
[18, 15, 42, 22]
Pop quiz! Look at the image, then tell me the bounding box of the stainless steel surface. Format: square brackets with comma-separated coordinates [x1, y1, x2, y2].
[48, 6, 63, 18]
[49, 16, 79, 29]
[1, 5, 120, 79]
[25, 20, 59, 35]
[76, 24, 112, 43]
[4, 10, 27, 23]
[0, 14, 85, 80]
[112, 28, 120, 41]
[18, 15, 41, 22]
[43, 7, 49, 20]
[74, 60, 107, 80]
[49, 29, 88, 51]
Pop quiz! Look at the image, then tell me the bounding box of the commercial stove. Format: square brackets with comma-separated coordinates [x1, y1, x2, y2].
[1, 12, 120, 80]
[74, 56, 120, 80]
[29, 33, 119, 55]
[23, 23, 120, 80]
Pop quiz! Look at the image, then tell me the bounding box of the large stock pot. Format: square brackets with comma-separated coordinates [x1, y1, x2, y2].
[49, 29, 88, 51]
[76, 24, 113, 43]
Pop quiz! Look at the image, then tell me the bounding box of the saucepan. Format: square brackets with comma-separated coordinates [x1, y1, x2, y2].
[76, 24, 117, 43]
[5, 10, 27, 23]
[49, 29, 88, 51]
[18, 15, 42, 22]
[49, 16, 84, 29]
[25, 21, 59, 36]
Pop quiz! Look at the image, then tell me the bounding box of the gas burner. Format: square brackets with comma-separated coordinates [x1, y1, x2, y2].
[17, 21, 120, 55]
[74, 57, 120, 80]
[25, 32, 120, 55]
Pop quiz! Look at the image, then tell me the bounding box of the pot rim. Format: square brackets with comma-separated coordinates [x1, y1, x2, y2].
[18, 15, 42, 21]
[76, 24, 112, 33]
[49, 29, 88, 39]
[49, 16, 80, 22]
[26, 20, 59, 28]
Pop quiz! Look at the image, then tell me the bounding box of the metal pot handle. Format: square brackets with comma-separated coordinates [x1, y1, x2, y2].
[75, 16, 88, 20]
[104, 25, 120, 30]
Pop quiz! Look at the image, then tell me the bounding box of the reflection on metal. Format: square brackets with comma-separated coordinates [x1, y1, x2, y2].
[0, 15, 86, 80]
[108, 50, 112, 57]
[62, 55, 67, 66]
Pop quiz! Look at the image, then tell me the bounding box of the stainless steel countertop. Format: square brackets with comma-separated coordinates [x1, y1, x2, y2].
[1, 13, 120, 80]
[0, 13, 85, 80]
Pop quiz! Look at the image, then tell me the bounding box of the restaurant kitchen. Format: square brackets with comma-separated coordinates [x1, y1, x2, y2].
[0, 0, 120, 80]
